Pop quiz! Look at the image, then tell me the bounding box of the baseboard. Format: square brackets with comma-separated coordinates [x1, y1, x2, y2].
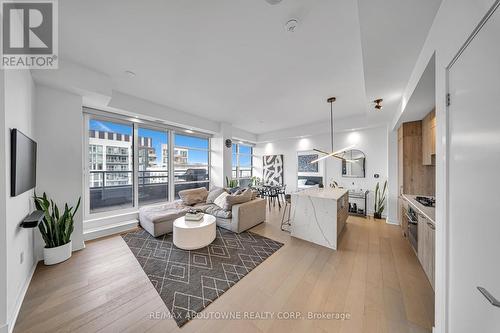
[8, 260, 38, 333]
[385, 218, 400, 225]
[84, 219, 138, 241]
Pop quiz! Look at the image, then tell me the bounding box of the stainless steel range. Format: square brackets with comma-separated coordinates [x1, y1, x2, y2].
[407, 206, 418, 252]
[415, 196, 435, 207]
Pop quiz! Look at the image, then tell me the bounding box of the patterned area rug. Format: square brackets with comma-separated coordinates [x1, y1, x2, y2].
[122, 227, 283, 327]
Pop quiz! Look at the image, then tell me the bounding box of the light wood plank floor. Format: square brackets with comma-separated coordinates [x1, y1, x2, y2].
[14, 206, 434, 333]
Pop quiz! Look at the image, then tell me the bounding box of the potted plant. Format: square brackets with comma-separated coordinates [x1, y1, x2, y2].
[34, 193, 81, 265]
[373, 180, 387, 219]
[225, 176, 238, 189]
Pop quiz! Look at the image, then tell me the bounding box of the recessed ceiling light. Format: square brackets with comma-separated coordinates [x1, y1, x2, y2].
[265, 0, 283, 5]
[185, 129, 194, 134]
[124, 70, 136, 78]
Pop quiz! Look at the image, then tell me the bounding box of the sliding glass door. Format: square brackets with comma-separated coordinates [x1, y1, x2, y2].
[173, 133, 210, 198]
[138, 126, 169, 205]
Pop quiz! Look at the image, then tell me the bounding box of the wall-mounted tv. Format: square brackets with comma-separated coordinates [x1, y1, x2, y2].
[11, 129, 37, 197]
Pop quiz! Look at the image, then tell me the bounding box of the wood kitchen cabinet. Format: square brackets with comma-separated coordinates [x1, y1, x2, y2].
[398, 121, 435, 196]
[417, 213, 435, 289]
[337, 193, 349, 237]
[422, 109, 436, 165]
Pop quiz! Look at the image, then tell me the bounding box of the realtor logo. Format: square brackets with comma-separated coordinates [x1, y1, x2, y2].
[1, 0, 58, 69]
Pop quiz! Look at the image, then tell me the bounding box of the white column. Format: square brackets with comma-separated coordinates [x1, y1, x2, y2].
[210, 122, 233, 188]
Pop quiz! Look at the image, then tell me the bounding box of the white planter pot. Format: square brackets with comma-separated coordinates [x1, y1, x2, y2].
[43, 241, 72, 265]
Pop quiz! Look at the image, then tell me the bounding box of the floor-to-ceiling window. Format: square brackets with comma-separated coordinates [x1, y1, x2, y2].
[88, 118, 134, 213]
[84, 109, 211, 219]
[173, 133, 210, 198]
[232, 142, 253, 187]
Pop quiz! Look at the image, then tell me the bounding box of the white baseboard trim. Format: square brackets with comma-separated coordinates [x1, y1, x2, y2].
[84, 219, 139, 241]
[8, 260, 38, 333]
[385, 218, 400, 225]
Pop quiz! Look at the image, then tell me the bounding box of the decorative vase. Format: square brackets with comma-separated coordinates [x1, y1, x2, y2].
[43, 241, 72, 265]
[374, 212, 382, 219]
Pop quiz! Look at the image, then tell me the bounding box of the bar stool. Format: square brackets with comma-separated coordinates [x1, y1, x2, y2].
[281, 194, 292, 232]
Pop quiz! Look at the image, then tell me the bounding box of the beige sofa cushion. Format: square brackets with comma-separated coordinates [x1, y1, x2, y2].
[206, 186, 226, 204]
[214, 192, 230, 209]
[178, 187, 208, 206]
[223, 189, 252, 211]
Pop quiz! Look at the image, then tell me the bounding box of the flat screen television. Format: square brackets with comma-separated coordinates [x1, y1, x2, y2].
[10, 129, 37, 197]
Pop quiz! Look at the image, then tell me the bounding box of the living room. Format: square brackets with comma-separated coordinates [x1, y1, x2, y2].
[1, 1, 500, 333]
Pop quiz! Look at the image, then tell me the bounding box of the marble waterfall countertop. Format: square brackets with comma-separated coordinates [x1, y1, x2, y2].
[402, 194, 435, 224]
[290, 188, 348, 250]
[293, 187, 349, 200]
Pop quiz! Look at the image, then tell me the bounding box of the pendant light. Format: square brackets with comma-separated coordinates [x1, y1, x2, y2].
[311, 97, 354, 164]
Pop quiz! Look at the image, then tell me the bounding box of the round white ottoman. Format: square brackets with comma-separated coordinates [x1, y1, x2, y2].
[173, 214, 216, 250]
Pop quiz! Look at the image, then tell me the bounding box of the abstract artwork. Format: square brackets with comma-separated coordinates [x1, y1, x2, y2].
[263, 154, 284, 185]
[298, 154, 319, 172]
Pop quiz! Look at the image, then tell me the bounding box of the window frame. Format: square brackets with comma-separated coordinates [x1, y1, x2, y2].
[173, 133, 211, 199]
[83, 108, 212, 222]
[232, 142, 254, 186]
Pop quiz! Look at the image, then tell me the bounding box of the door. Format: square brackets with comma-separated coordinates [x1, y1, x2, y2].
[448, 3, 500, 332]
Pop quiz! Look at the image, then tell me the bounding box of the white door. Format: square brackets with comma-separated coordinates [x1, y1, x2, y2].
[448, 3, 500, 333]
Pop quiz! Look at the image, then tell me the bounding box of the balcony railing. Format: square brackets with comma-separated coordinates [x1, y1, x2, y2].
[89, 169, 209, 213]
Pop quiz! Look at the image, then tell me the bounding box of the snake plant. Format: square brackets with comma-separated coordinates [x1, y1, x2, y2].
[34, 192, 80, 248]
[374, 180, 387, 218]
[225, 176, 238, 188]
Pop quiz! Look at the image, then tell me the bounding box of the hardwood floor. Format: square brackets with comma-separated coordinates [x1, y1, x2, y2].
[14, 207, 434, 333]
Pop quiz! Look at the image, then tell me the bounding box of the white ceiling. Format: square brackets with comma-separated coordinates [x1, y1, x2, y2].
[59, 0, 441, 134]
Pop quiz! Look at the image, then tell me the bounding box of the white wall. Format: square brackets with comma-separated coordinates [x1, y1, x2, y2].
[0, 71, 7, 333]
[2, 70, 38, 333]
[393, 1, 498, 332]
[254, 125, 388, 216]
[34, 85, 85, 252]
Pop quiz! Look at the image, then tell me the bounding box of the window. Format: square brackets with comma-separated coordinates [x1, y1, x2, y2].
[85, 110, 211, 219]
[174, 134, 210, 198]
[138, 127, 168, 206]
[232, 143, 253, 187]
[88, 119, 134, 213]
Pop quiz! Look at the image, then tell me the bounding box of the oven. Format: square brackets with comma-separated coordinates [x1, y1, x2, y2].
[407, 207, 418, 252]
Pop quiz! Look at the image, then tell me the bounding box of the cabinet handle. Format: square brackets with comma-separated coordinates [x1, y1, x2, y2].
[478, 287, 500, 308]
[427, 222, 435, 230]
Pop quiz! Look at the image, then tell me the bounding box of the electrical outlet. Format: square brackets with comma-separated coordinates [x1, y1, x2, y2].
[20, 251, 24, 264]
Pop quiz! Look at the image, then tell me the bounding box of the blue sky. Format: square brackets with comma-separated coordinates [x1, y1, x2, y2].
[90, 120, 208, 164]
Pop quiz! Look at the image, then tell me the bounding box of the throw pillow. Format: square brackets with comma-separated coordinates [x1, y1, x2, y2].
[178, 187, 209, 206]
[223, 188, 252, 211]
[214, 192, 230, 209]
[207, 186, 226, 204]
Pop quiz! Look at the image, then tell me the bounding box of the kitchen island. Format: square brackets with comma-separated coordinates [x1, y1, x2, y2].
[290, 188, 349, 250]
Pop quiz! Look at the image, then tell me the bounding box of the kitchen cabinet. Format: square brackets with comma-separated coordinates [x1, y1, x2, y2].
[337, 193, 349, 237]
[422, 109, 436, 165]
[417, 213, 435, 289]
[397, 121, 435, 196]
